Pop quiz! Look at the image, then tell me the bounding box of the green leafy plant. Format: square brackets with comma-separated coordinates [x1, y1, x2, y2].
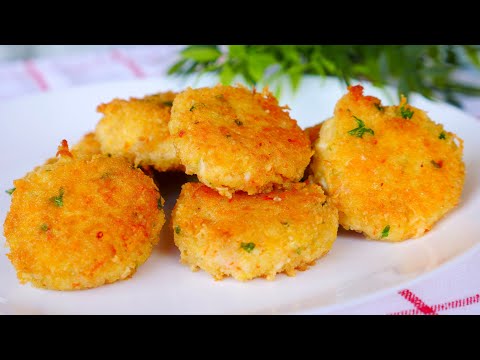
[168, 45, 480, 106]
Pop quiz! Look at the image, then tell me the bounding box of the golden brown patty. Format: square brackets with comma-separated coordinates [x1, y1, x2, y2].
[310, 85, 465, 241]
[169, 85, 313, 197]
[172, 182, 338, 281]
[4, 142, 165, 290]
[71, 132, 102, 159]
[95, 91, 183, 172]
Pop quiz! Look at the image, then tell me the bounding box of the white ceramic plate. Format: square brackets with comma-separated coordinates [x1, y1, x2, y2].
[1, 76, 479, 315]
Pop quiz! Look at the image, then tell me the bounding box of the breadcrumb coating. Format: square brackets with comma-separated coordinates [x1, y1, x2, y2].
[169, 84, 313, 197]
[310, 85, 465, 241]
[71, 132, 102, 159]
[172, 182, 338, 281]
[96, 92, 183, 172]
[4, 141, 165, 290]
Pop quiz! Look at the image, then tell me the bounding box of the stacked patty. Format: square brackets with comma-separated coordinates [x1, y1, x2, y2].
[169, 85, 338, 280]
[169, 85, 313, 197]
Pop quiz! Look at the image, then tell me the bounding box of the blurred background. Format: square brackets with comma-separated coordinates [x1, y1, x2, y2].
[0, 45, 479, 114]
[0, 45, 137, 61]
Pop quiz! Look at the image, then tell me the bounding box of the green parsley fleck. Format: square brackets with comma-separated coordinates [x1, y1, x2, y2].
[431, 160, 442, 168]
[51, 188, 65, 207]
[381, 225, 390, 238]
[190, 103, 205, 112]
[374, 103, 384, 111]
[40, 223, 49, 232]
[163, 101, 173, 107]
[439, 132, 446, 140]
[5, 187, 15, 195]
[400, 105, 414, 119]
[157, 198, 163, 210]
[347, 116, 375, 138]
[296, 248, 302, 255]
[175, 225, 181, 235]
[234, 119, 243, 126]
[240, 242, 255, 253]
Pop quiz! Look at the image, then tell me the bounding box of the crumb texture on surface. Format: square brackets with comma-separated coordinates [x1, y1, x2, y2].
[172, 182, 338, 281]
[310, 85, 465, 241]
[4, 147, 165, 290]
[96, 91, 183, 172]
[169, 84, 313, 197]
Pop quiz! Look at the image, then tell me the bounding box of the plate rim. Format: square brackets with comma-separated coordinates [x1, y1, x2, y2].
[286, 242, 480, 314]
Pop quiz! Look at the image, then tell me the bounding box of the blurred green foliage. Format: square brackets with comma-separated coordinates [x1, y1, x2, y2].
[168, 45, 480, 106]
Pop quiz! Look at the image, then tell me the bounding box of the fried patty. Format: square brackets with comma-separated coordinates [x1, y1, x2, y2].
[172, 182, 338, 281]
[169, 84, 313, 197]
[95, 91, 183, 172]
[310, 85, 465, 241]
[4, 141, 165, 290]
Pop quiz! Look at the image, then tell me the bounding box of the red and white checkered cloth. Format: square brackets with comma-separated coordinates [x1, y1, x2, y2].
[1, 45, 478, 315]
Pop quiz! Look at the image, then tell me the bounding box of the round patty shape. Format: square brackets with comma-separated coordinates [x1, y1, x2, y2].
[169, 85, 313, 197]
[310, 85, 465, 241]
[4, 144, 165, 290]
[172, 182, 338, 281]
[96, 91, 183, 172]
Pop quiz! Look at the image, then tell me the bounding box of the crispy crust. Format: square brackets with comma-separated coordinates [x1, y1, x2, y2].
[3, 146, 165, 290]
[310, 85, 465, 241]
[95, 92, 183, 172]
[172, 182, 338, 281]
[169, 84, 313, 197]
[304, 122, 324, 145]
[71, 132, 102, 159]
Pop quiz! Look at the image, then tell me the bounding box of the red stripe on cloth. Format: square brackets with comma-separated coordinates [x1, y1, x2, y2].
[391, 293, 480, 315]
[111, 49, 145, 78]
[24, 60, 49, 91]
[390, 308, 420, 316]
[434, 293, 480, 312]
[398, 289, 438, 315]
